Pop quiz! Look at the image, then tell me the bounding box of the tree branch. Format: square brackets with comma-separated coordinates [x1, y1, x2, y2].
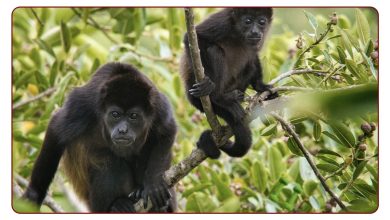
[270, 113, 347, 211]
[183, 8, 222, 135]
[13, 87, 57, 110]
[15, 174, 64, 212]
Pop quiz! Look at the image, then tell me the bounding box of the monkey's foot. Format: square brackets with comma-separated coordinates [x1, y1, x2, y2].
[197, 130, 221, 159]
[189, 76, 215, 97]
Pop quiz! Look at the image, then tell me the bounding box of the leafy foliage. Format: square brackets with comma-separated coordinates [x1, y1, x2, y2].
[12, 8, 378, 213]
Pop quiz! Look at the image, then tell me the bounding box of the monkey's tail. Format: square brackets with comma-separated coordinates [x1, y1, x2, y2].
[197, 110, 252, 158]
[220, 116, 252, 157]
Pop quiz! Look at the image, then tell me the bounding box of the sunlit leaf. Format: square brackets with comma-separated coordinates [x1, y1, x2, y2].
[251, 160, 268, 193]
[260, 123, 277, 136]
[286, 137, 303, 156]
[353, 160, 368, 180]
[213, 196, 240, 212]
[186, 192, 217, 212]
[60, 21, 71, 53]
[317, 163, 340, 173]
[303, 10, 318, 33]
[355, 9, 371, 45]
[329, 121, 356, 148]
[347, 199, 377, 212]
[303, 180, 318, 196]
[313, 120, 322, 141]
[317, 149, 342, 158]
[268, 147, 286, 181]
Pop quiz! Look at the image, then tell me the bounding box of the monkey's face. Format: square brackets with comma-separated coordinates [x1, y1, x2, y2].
[233, 8, 272, 47]
[103, 105, 151, 157]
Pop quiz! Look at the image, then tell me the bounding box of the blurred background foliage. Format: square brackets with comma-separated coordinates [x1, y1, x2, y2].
[12, 7, 378, 213]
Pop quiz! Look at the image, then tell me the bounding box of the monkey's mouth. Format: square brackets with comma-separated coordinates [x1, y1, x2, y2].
[247, 37, 262, 44]
[113, 138, 134, 146]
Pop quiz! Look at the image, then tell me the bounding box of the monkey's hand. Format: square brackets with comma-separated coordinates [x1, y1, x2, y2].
[254, 83, 278, 100]
[109, 197, 136, 212]
[189, 76, 215, 97]
[135, 177, 171, 210]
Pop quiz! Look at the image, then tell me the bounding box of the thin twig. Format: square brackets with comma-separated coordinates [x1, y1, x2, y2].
[13, 87, 57, 110]
[271, 113, 347, 211]
[294, 22, 335, 68]
[272, 86, 315, 92]
[269, 69, 329, 86]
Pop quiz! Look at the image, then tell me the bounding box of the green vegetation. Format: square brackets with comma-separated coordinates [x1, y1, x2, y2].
[12, 8, 378, 213]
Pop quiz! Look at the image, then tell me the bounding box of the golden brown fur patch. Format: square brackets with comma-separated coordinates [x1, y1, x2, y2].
[61, 141, 108, 203]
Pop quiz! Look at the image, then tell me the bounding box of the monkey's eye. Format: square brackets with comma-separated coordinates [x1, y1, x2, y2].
[129, 113, 138, 120]
[258, 18, 267, 26]
[244, 18, 253, 24]
[111, 111, 121, 119]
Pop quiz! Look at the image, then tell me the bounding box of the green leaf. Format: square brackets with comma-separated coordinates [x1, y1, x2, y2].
[34, 39, 56, 57]
[313, 120, 322, 141]
[345, 59, 360, 79]
[34, 70, 49, 90]
[365, 40, 374, 56]
[361, 52, 378, 80]
[353, 160, 368, 180]
[317, 155, 340, 167]
[186, 192, 217, 212]
[260, 123, 277, 136]
[317, 149, 342, 158]
[338, 28, 353, 58]
[365, 164, 378, 181]
[49, 60, 58, 86]
[286, 137, 303, 156]
[60, 21, 71, 53]
[213, 196, 241, 212]
[182, 183, 212, 197]
[347, 199, 377, 212]
[329, 121, 356, 148]
[336, 46, 346, 64]
[210, 170, 234, 201]
[303, 10, 318, 32]
[268, 147, 286, 181]
[303, 180, 318, 196]
[251, 161, 268, 193]
[15, 71, 33, 88]
[316, 163, 339, 173]
[355, 9, 371, 45]
[323, 130, 343, 145]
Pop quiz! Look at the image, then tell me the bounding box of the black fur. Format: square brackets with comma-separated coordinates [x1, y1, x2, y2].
[180, 8, 276, 159]
[23, 62, 177, 212]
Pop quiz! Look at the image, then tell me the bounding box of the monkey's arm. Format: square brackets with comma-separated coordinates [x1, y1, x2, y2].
[250, 58, 278, 100]
[142, 122, 176, 210]
[23, 113, 66, 207]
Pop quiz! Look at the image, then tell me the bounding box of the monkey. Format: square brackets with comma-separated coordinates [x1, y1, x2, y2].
[180, 8, 277, 159]
[22, 62, 177, 212]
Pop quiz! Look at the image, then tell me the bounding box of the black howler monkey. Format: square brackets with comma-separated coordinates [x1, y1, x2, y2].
[23, 63, 177, 212]
[180, 8, 277, 159]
